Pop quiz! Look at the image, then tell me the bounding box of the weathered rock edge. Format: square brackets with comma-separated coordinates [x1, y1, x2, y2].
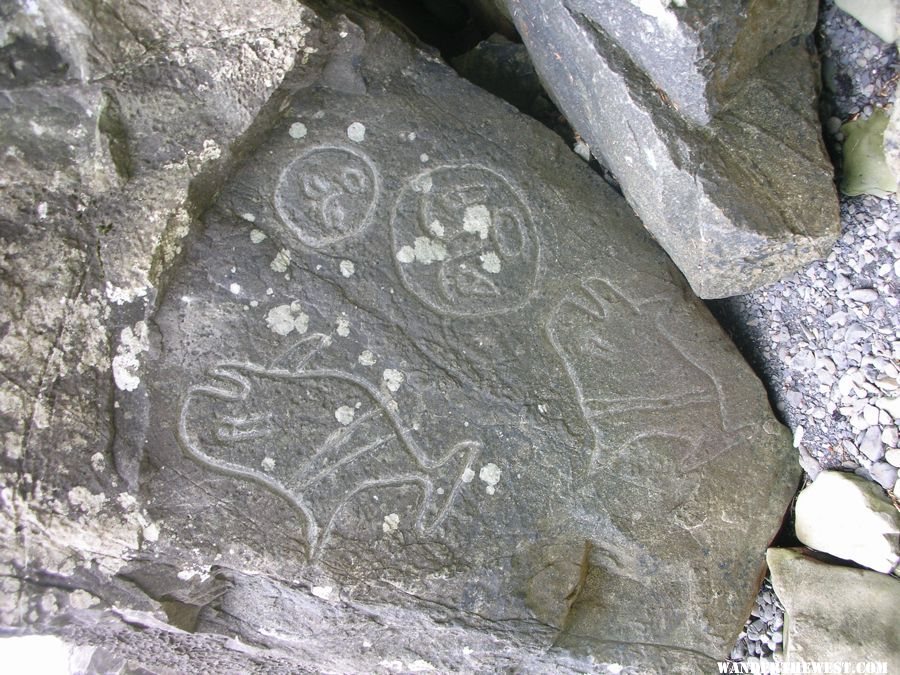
[503, 0, 840, 298]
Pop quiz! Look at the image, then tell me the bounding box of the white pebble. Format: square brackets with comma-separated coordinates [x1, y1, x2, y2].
[848, 288, 878, 303]
[347, 122, 366, 143]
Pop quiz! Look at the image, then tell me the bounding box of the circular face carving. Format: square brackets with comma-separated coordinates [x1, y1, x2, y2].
[275, 145, 380, 248]
[390, 164, 539, 317]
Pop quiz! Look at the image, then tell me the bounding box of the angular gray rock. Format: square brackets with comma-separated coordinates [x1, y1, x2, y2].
[501, 0, 840, 298]
[2, 2, 799, 672]
[767, 548, 900, 671]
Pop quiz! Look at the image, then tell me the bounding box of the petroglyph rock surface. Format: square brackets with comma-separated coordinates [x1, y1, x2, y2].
[133, 15, 799, 673]
[3, 3, 798, 672]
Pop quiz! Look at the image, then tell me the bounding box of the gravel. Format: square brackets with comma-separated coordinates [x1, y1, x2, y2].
[720, 0, 899, 663]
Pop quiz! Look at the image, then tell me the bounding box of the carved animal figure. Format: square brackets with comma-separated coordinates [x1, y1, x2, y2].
[179, 334, 480, 560]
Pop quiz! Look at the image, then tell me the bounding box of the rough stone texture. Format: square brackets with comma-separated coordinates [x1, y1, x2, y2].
[794, 471, 900, 574]
[503, 0, 840, 299]
[767, 548, 900, 671]
[1, 3, 800, 673]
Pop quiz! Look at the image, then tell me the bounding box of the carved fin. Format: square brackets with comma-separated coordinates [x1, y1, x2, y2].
[269, 333, 332, 372]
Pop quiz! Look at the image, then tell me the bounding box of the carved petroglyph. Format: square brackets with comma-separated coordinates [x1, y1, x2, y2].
[390, 164, 539, 317]
[546, 276, 756, 475]
[275, 145, 381, 248]
[179, 334, 480, 560]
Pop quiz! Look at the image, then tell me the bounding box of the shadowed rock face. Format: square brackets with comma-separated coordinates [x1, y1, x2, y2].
[2, 2, 798, 672]
[501, 0, 840, 299]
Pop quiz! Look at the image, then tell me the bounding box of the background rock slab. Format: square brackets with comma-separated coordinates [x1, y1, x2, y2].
[767, 548, 900, 670]
[502, 0, 840, 299]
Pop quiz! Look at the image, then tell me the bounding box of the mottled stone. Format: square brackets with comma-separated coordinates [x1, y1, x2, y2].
[501, 0, 839, 298]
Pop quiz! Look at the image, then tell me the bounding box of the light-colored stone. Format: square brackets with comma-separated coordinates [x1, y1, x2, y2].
[885, 448, 900, 468]
[795, 470, 900, 573]
[834, 0, 898, 42]
[767, 548, 900, 672]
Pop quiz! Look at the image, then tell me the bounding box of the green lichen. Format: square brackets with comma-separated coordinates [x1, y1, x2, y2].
[841, 109, 897, 197]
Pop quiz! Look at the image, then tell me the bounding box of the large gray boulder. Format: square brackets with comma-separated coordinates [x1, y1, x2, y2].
[2, 2, 799, 672]
[501, 0, 840, 298]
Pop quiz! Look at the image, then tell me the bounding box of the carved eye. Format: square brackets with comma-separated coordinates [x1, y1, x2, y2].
[492, 207, 526, 257]
[340, 167, 368, 194]
[215, 414, 273, 442]
[303, 173, 333, 200]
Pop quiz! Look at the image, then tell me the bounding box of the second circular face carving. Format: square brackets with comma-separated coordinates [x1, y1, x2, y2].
[390, 164, 539, 317]
[275, 145, 380, 248]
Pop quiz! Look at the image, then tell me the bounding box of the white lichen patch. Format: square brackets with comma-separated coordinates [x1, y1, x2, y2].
[261, 456, 276, 472]
[414, 236, 446, 264]
[49, 289, 111, 378]
[177, 568, 207, 582]
[428, 220, 444, 237]
[382, 513, 400, 533]
[250, 229, 266, 243]
[407, 132, 417, 141]
[461, 467, 475, 483]
[289, 122, 308, 139]
[397, 237, 447, 265]
[142, 521, 160, 542]
[408, 660, 437, 673]
[347, 122, 366, 143]
[266, 302, 309, 336]
[335, 405, 355, 426]
[229, 283, 241, 295]
[480, 252, 501, 274]
[311, 585, 333, 600]
[270, 248, 292, 273]
[90, 453, 105, 472]
[463, 204, 492, 239]
[396, 246, 415, 264]
[36, 202, 49, 220]
[240, 213, 256, 223]
[412, 174, 433, 193]
[340, 260, 355, 277]
[117, 493, 137, 511]
[358, 350, 377, 366]
[336, 318, 350, 337]
[112, 321, 149, 392]
[67, 486, 107, 516]
[105, 282, 147, 306]
[419, 153, 429, 163]
[479, 463, 501, 495]
[198, 139, 221, 163]
[383, 369, 404, 392]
